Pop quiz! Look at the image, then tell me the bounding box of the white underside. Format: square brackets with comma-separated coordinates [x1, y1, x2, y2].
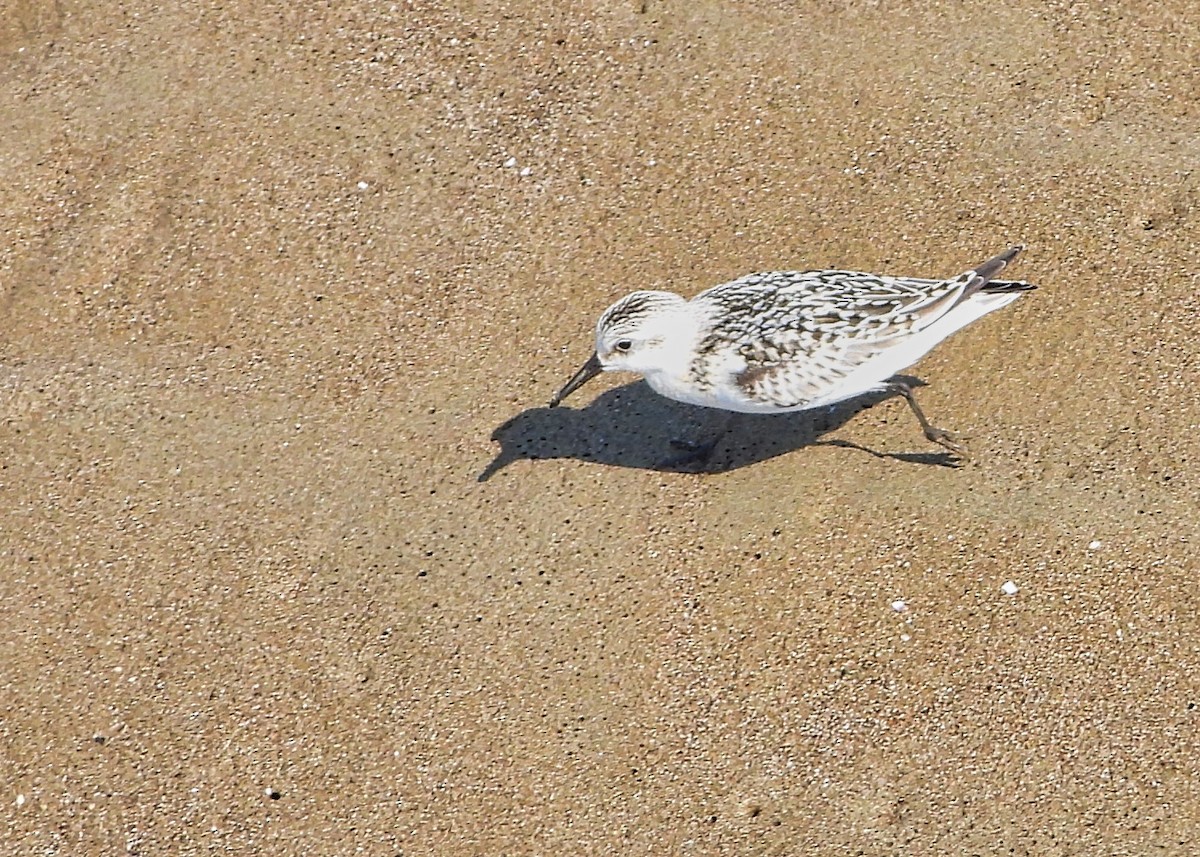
[642, 291, 1024, 414]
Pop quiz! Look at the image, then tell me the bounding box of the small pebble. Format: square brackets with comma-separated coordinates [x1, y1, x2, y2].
[1088, 540, 1102, 550]
[356, 181, 369, 190]
[890, 599, 907, 613]
[519, 166, 532, 176]
[16, 794, 25, 807]
[1001, 581, 1019, 596]
[503, 156, 517, 168]
[738, 799, 764, 818]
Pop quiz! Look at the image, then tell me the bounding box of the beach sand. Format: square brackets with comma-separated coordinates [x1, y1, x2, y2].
[3, 1, 1199, 853]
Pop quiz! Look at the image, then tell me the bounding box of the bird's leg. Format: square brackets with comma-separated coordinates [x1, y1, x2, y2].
[667, 412, 740, 468]
[886, 381, 966, 456]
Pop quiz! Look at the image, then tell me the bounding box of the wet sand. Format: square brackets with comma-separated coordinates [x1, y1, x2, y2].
[3, 1, 1199, 853]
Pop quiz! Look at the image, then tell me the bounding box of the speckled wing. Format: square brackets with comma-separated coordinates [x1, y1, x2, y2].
[691, 269, 979, 409]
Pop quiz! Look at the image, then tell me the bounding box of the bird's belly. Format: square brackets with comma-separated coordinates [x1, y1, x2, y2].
[644, 370, 800, 414]
[648, 361, 895, 414]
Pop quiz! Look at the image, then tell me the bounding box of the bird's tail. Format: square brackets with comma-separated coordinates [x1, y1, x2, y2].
[959, 244, 1029, 302]
[906, 245, 1031, 330]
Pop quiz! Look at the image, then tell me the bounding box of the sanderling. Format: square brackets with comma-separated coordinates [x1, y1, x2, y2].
[548, 245, 1033, 461]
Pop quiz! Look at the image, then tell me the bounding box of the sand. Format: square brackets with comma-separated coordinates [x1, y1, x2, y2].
[3, 1, 1199, 854]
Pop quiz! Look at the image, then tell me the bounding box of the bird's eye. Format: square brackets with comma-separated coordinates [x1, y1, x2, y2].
[615, 339, 633, 352]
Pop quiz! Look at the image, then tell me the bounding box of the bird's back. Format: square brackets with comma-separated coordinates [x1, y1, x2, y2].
[682, 256, 1033, 412]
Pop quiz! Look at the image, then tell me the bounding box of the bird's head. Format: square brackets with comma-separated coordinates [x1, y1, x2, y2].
[549, 290, 688, 407]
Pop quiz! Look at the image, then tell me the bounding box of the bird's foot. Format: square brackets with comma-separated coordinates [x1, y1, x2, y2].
[924, 425, 967, 457]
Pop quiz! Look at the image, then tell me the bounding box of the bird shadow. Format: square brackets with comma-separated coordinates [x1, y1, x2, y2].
[479, 375, 960, 480]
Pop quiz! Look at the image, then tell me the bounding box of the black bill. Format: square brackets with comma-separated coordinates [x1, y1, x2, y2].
[548, 352, 603, 407]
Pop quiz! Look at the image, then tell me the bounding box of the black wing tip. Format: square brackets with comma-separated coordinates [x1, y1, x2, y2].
[980, 279, 1036, 293]
[987, 244, 1030, 289]
[994, 243, 1025, 266]
[970, 243, 1026, 284]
